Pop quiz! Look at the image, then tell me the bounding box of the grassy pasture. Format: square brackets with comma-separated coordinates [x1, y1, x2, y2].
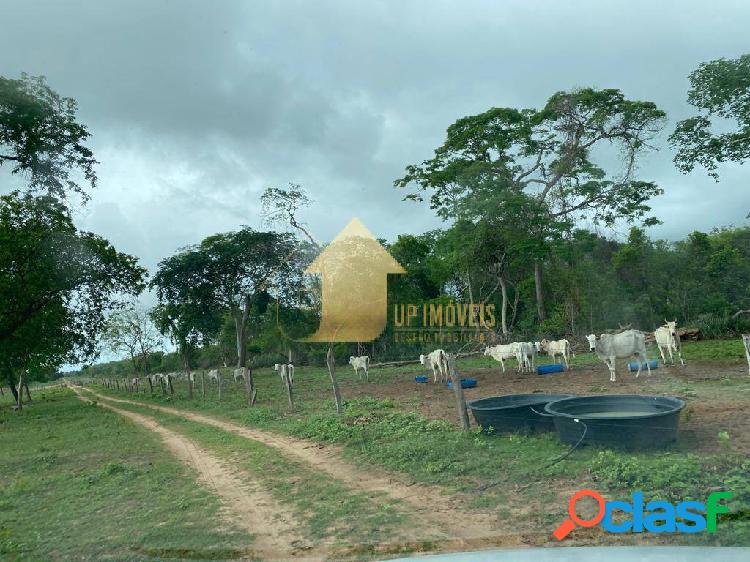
[87, 340, 750, 547]
[0, 388, 251, 561]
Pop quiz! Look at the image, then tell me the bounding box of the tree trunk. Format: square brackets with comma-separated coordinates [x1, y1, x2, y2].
[9, 383, 19, 405]
[236, 296, 251, 369]
[446, 354, 470, 432]
[534, 260, 546, 322]
[115, 379, 120, 391]
[23, 383, 31, 402]
[326, 346, 343, 415]
[147, 376, 153, 394]
[16, 371, 24, 410]
[167, 376, 174, 396]
[498, 276, 509, 335]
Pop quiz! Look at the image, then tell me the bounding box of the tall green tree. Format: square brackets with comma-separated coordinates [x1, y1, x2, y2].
[0, 74, 97, 202]
[151, 228, 301, 369]
[396, 88, 666, 320]
[0, 192, 145, 401]
[671, 54, 750, 180]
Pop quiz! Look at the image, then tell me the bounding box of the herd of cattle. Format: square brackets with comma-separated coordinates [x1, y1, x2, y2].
[122, 321, 750, 392]
[422, 320, 688, 383]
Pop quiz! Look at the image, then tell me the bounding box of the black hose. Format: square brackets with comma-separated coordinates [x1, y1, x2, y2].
[540, 418, 588, 469]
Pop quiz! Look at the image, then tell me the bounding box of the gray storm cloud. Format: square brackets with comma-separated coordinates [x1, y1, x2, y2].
[2, 0, 749, 278]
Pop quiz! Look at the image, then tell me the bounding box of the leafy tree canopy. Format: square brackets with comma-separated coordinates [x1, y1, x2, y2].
[396, 88, 666, 227]
[0, 192, 146, 382]
[0, 74, 97, 202]
[671, 54, 750, 180]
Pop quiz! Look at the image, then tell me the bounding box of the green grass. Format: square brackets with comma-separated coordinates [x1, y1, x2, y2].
[85, 339, 750, 546]
[0, 389, 250, 561]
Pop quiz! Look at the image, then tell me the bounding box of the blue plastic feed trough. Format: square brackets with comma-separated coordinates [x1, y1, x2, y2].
[415, 375, 429, 383]
[447, 378, 477, 389]
[628, 359, 658, 371]
[537, 363, 565, 375]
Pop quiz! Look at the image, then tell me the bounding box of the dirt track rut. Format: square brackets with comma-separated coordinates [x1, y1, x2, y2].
[78, 387, 523, 549]
[72, 388, 315, 560]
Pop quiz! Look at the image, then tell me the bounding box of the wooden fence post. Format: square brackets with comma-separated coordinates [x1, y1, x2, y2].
[147, 376, 153, 394]
[201, 370, 205, 399]
[244, 366, 257, 406]
[326, 345, 343, 415]
[447, 353, 470, 432]
[217, 371, 223, 402]
[282, 365, 294, 412]
[167, 375, 174, 396]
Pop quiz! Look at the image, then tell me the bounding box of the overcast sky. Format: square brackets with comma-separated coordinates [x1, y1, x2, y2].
[2, 0, 750, 278]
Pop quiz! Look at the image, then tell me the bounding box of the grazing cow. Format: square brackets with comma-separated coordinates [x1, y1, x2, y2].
[349, 356, 370, 381]
[207, 369, 221, 383]
[233, 368, 245, 382]
[591, 329, 651, 382]
[742, 334, 750, 376]
[654, 320, 685, 366]
[274, 363, 295, 385]
[420, 349, 448, 383]
[540, 339, 572, 370]
[585, 334, 597, 352]
[484, 344, 518, 373]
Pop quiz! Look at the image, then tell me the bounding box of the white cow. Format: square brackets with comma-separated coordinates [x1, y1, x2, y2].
[207, 369, 221, 383]
[540, 339, 572, 370]
[590, 329, 651, 382]
[742, 334, 750, 376]
[274, 363, 295, 385]
[517, 342, 536, 372]
[233, 368, 246, 382]
[420, 349, 448, 383]
[585, 334, 597, 352]
[484, 344, 518, 373]
[349, 356, 370, 381]
[654, 320, 685, 366]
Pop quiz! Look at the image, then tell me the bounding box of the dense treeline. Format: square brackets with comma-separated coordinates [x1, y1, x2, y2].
[79, 222, 750, 380]
[4, 52, 750, 389]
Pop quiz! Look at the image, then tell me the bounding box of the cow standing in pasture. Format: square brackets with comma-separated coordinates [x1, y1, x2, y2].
[233, 368, 245, 382]
[654, 320, 685, 366]
[349, 356, 370, 381]
[540, 339, 572, 370]
[274, 363, 295, 385]
[420, 349, 448, 383]
[484, 343, 528, 373]
[207, 369, 221, 383]
[516, 342, 536, 372]
[588, 329, 651, 382]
